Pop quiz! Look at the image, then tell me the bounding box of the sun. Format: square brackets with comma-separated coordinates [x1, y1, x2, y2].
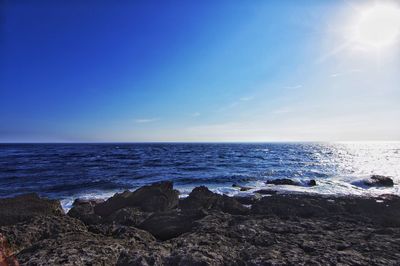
[354, 2, 400, 49]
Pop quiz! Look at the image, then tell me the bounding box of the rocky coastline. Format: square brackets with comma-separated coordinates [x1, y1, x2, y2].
[1, 181, 400, 265]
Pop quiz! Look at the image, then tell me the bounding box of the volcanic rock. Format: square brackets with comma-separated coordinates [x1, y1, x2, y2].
[233, 194, 262, 205]
[364, 175, 394, 187]
[138, 210, 206, 240]
[16, 231, 127, 265]
[0, 216, 87, 254]
[308, 179, 317, 186]
[2, 184, 400, 265]
[0, 193, 64, 226]
[266, 178, 300, 186]
[94, 181, 179, 217]
[179, 186, 249, 215]
[232, 184, 252, 191]
[68, 199, 103, 225]
[105, 207, 152, 226]
[254, 189, 278, 195]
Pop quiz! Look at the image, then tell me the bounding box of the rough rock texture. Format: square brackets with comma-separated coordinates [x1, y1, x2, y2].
[138, 210, 206, 240]
[253, 189, 278, 195]
[1, 184, 400, 265]
[233, 194, 262, 205]
[251, 194, 400, 226]
[364, 175, 394, 187]
[94, 181, 179, 216]
[16, 231, 127, 265]
[0, 193, 64, 226]
[67, 199, 103, 225]
[232, 184, 252, 191]
[0, 216, 87, 253]
[105, 207, 152, 226]
[266, 178, 300, 186]
[180, 186, 249, 215]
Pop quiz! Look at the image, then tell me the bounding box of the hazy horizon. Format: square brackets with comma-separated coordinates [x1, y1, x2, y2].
[1, 0, 400, 142]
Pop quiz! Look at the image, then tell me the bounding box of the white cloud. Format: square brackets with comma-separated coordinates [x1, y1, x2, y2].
[135, 118, 159, 123]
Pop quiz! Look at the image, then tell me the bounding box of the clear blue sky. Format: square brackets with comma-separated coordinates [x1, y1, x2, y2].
[1, 0, 400, 142]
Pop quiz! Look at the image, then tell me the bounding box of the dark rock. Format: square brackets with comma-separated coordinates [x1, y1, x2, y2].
[16, 231, 127, 265]
[232, 184, 252, 191]
[87, 224, 155, 244]
[117, 246, 170, 266]
[180, 186, 249, 215]
[72, 198, 104, 206]
[266, 178, 300, 186]
[233, 194, 262, 205]
[251, 194, 337, 218]
[106, 207, 152, 226]
[94, 181, 179, 217]
[308, 179, 317, 186]
[2, 185, 400, 265]
[254, 189, 278, 195]
[138, 210, 206, 240]
[0, 193, 64, 226]
[364, 175, 394, 187]
[68, 200, 103, 225]
[0, 216, 87, 254]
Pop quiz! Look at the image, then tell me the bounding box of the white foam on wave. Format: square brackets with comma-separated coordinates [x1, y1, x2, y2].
[61, 189, 124, 212]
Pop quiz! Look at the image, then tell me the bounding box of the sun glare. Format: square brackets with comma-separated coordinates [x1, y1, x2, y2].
[354, 2, 400, 49]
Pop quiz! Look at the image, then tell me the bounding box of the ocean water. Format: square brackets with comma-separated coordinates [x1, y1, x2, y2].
[0, 142, 399, 210]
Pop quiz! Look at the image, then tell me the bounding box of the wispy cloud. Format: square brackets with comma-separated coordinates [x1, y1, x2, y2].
[134, 118, 159, 123]
[330, 69, 362, 78]
[284, 85, 303, 89]
[218, 96, 254, 112]
[191, 112, 201, 117]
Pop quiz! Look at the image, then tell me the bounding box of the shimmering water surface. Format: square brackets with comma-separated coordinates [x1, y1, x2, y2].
[1, 142, 399, 209]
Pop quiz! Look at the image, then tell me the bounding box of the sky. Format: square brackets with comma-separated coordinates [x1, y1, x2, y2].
[1, 0, 400, 142]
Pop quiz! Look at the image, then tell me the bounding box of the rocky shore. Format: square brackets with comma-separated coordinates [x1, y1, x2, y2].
[1, 181, 400, 265]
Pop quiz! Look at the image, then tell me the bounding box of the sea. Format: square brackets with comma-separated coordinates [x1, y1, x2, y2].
[1, 142, 399, 211]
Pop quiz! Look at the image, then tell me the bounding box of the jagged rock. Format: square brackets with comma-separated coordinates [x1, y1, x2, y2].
[138, 210, 206, 240]
[1, 185, 400, 265]
[266, 178, 300, 186]
[308, 179, 317, 186]
[254, 189, 278, 195]
[106, 207, 152, 226]
[0, 193, 64, 226]
[251, 194, 336, 218]
[87, 224, 156, 244]
[233, 194, 262, 205]
[16, 231, 127, 265]
[0, 216, 87, 254]
[232, 184, 252, 191]
[94, 181, 179, 217]
[364, 175, 394, 187]
[117, 246, 170, 266]
[179, 186, 249, 215]
[68, 199, 103, 225]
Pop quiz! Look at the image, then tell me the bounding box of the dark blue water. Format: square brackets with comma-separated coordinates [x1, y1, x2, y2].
[1, 143, 399, 209]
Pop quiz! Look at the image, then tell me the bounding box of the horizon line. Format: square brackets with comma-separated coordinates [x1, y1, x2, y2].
[1, 140, 400, 144]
